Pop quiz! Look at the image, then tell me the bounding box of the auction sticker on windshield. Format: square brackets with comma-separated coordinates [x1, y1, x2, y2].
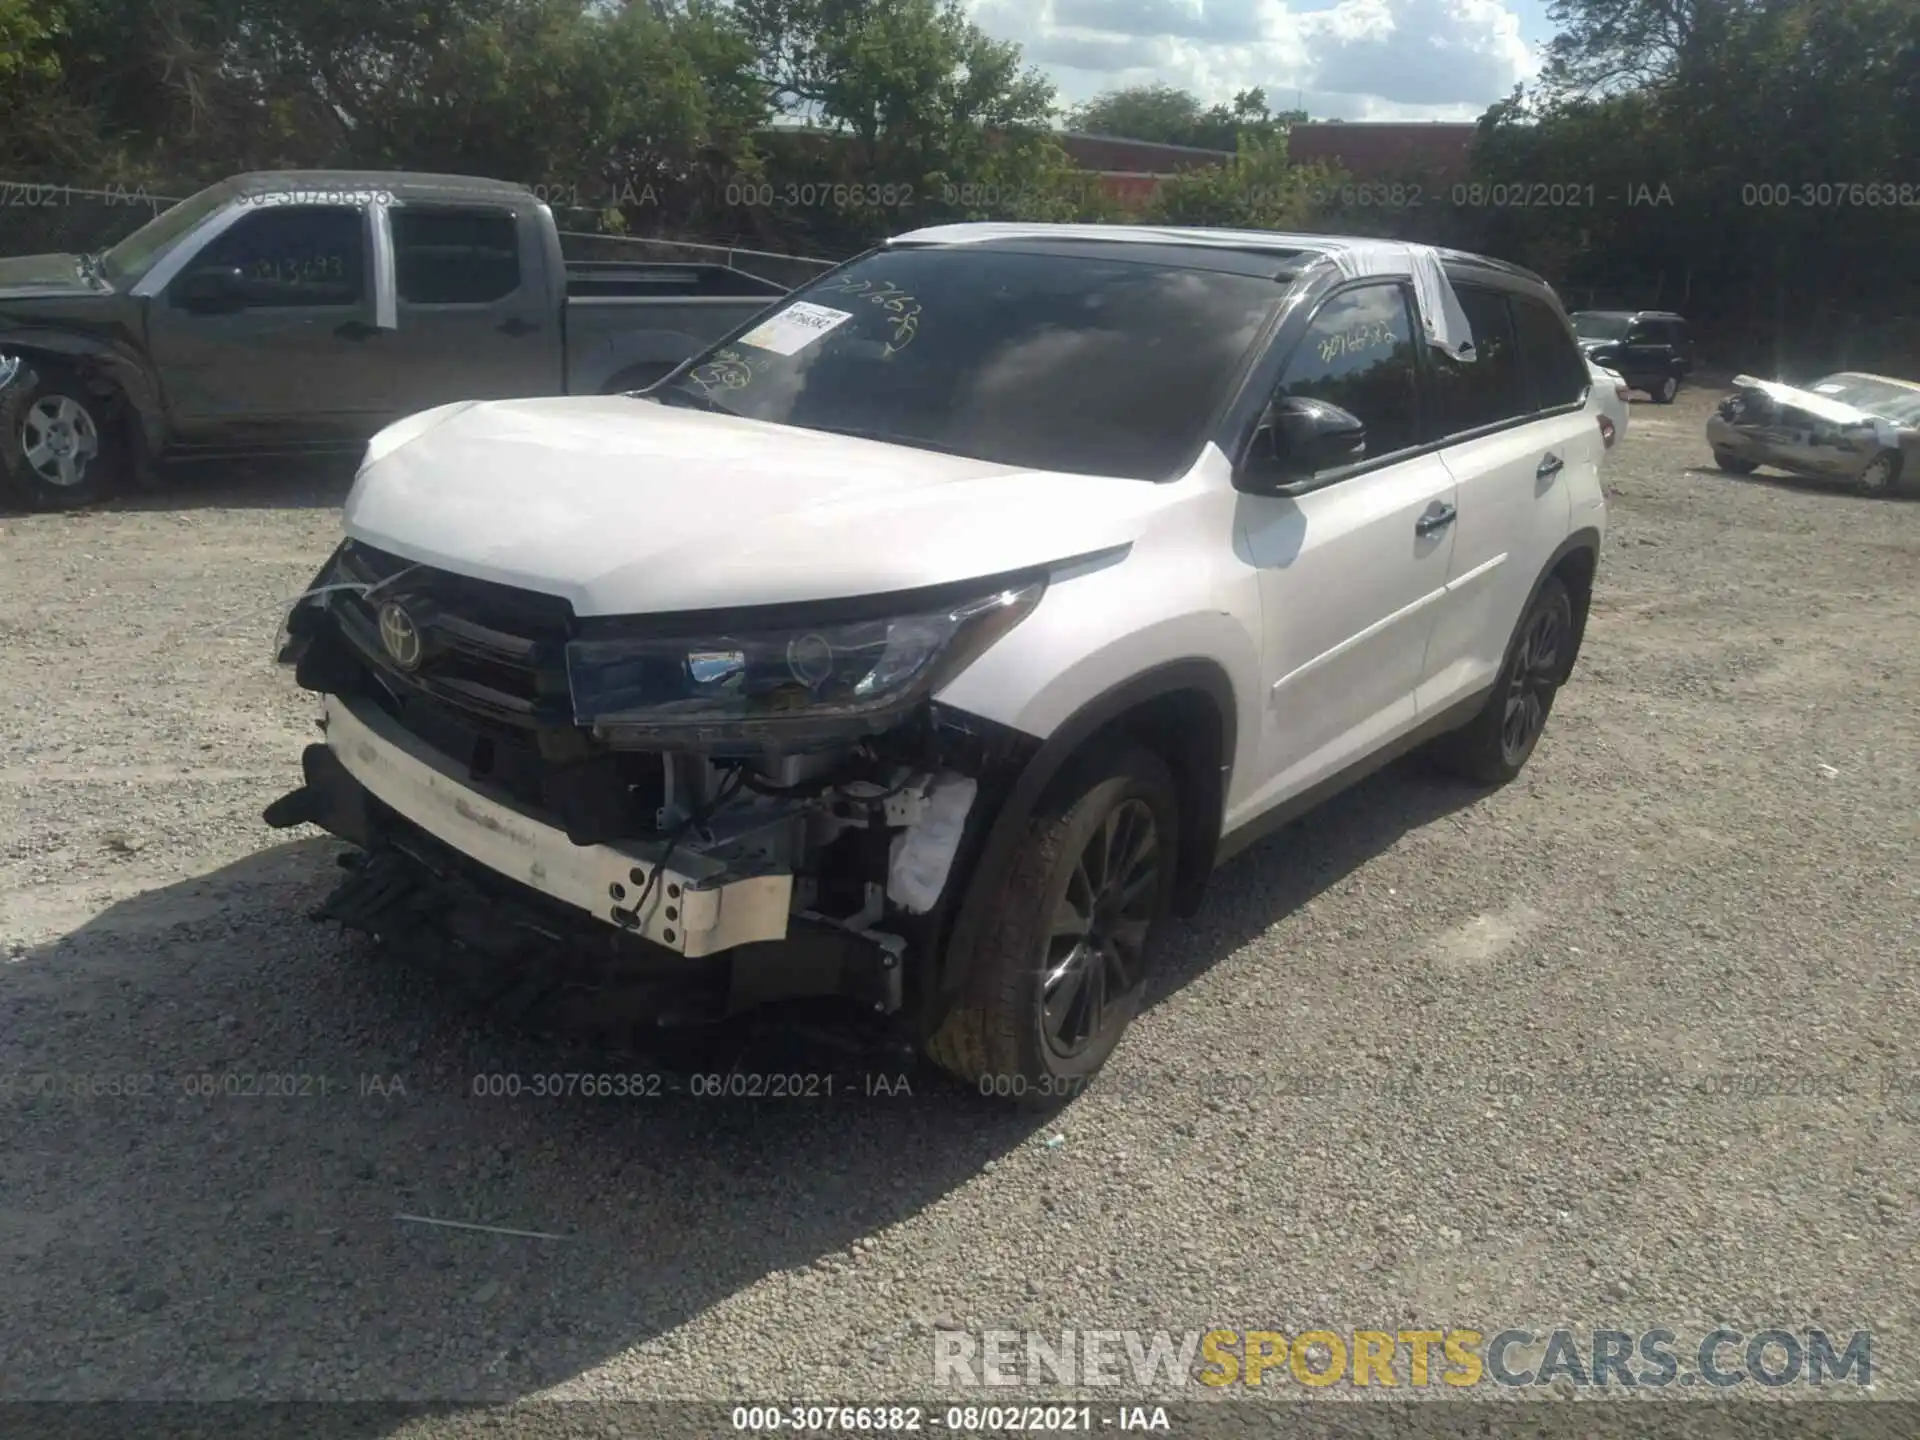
[738, 302, 854, 356]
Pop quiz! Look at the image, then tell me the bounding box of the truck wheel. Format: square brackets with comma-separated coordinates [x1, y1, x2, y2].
[2, 370, 122, 510]
[1856, 450, 1902, 497]
[1653, 374, 1680, 404]
[1426, 576, 1574, 786]
[925, 747, 1179, 1109]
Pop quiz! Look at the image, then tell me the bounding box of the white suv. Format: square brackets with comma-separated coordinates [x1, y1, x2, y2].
[268, 224, 1606, 1105]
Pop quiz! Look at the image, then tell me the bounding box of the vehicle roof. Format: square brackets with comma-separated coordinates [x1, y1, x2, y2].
[885, 222, 1549, 288]
[1573, 308, 1688, 320]
[227, 170, 532, 202]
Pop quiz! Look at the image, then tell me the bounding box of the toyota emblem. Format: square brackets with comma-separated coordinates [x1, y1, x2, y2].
[377, 601, 422, 670]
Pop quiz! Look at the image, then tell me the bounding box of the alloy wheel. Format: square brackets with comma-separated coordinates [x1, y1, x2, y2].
[1658, 376, 1678, 403]
[1041, 798, 1160, 1059]
[1500, 604, 1566, 764]
[20, 395, 101, 488]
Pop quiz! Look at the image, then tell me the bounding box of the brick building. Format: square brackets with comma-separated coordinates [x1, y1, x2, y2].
[1283, 122, 1480, 189]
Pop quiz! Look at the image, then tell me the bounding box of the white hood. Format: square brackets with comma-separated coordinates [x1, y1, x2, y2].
[343, 395, 1173, 615]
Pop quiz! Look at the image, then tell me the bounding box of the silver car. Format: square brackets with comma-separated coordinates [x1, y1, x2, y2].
[1706, 371, 1920, 497]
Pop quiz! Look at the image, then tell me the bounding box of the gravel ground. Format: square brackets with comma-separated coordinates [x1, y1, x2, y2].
[0, 387, 1915, 1427]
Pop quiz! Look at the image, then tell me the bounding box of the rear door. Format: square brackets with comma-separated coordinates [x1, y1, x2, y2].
[378, 203, 562, 406]
[1421, 285, 1583, 710]
[145, 203, 391, 447]
[1239, 279, 1459, 807]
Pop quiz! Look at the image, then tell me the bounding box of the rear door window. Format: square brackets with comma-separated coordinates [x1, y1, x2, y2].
[392, 208, 522, 304]
[1425, 284, 1526, 437]
[1513, 296, 1590, 411]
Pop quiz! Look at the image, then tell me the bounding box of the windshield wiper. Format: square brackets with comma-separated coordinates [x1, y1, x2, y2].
[648, 383, 737, 416]
[794, 422, 972, 457]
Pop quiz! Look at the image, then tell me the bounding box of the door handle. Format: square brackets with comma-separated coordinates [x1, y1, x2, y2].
[1536, 452, 1565, 480]
[335, 320, 380, 341]
[497, 318, 539, 337]
[1415, 502, 1456, 536]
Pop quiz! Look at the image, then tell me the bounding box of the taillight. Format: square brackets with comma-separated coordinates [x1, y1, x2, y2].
[1597, 414, 1617, 448]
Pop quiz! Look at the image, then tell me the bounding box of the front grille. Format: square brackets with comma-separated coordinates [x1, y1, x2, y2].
[331, 541, 576, 730]
[320, 542, 668, 843]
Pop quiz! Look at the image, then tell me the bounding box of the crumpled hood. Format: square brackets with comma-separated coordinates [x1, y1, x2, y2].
[343, 395, 1175, 616]
[0, 253, 95, 298]
[1728, 375, 1881, 427]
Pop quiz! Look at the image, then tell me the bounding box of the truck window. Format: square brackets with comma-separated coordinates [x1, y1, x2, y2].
[1273, 282, 1421, 460]
[1513, 296, 1590, 410]
[392, 208, 522, 304]
[1425, 283, 1525, 437]
[181, 206, 365, 308]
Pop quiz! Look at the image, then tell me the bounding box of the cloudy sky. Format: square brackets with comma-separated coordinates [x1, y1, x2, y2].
[968, 0, 1551, 121]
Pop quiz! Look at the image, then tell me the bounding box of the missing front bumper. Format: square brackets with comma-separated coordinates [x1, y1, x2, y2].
[292, 693, 794, 958]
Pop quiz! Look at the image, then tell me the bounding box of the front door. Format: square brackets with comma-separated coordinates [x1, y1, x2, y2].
[146, 204, 392, 449]
[1237, 280, 1458, 815]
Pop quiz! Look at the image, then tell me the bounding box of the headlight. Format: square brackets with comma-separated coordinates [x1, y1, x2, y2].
[566, 577, 1046, 751]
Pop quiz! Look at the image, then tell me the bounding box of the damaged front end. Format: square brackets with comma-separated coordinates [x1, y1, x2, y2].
[1710, 375, 1899, 479]
[265, 539, 1040, 1031]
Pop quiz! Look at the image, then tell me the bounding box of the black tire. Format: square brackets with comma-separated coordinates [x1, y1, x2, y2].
[1427, 576, 1575, 786]
[1714, 450, 1759, 475]
[925, 746, 1179, 1109]
[1, 368, 123, 510]
[1652, 374, 1680, 405]
[1855, 450, 1902, 497]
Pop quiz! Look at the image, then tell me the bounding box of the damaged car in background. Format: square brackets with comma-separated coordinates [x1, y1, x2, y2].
[266, 224, 1606, 1106]
[1707, 370, 1919, 496]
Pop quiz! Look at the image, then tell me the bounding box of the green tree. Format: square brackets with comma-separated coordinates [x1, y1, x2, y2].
[1067, 83, 1306, 150]
[1141, 133, 1340, 229]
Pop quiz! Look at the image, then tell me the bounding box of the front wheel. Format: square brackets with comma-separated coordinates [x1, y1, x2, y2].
[925, 747, 1179, 1109]
[1714, 450, 1759, 475]
[2, 371, 122, 510]
[1427, 575, 1575, 786]
[1652, 374, 1680, 404]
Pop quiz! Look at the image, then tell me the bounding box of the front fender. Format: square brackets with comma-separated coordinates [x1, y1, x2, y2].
[0, 326, 166, 456]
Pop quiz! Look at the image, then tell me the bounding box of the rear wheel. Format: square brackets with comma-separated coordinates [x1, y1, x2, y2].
[1856, 450, 1902, 497]
[2, 371, 122, 510]
[925, 747, 1178, 1109]
[1427, 576, 1575, 786]
[1714, 450, 1759, 475]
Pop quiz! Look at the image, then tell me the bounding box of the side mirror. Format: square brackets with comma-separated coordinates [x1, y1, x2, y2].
[177, 266, 248, 314]
[1239, 395, 1367, 493]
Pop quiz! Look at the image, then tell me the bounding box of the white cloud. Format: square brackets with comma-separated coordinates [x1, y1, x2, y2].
[970, 0, 1539, 120]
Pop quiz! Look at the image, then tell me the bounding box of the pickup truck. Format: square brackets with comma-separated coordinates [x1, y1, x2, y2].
[0, 170, 790, 509]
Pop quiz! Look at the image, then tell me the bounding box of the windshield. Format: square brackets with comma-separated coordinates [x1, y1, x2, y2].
[1571, 313, 1632, 342]
[99, 181, 238, 284]
[656, 246, 1286, 481]
[1806, 374, 1920, 424]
